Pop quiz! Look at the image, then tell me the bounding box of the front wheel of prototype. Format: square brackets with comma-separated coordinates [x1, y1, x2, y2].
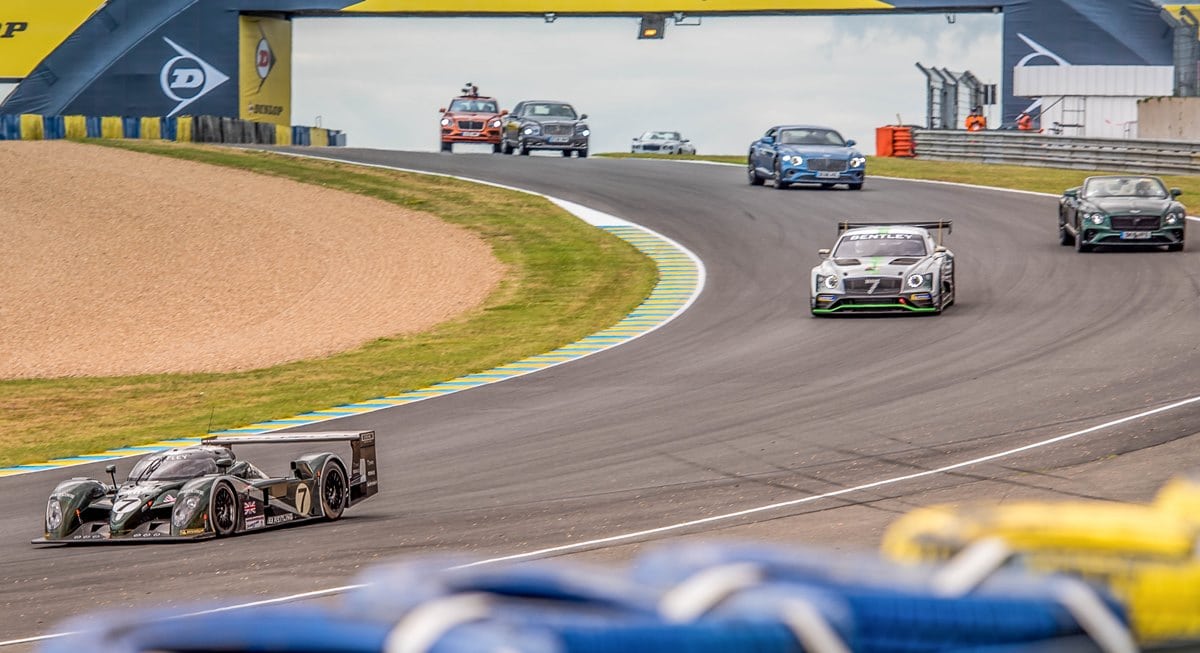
[320, 463, 348, 521]
[211, 482, 237, 537]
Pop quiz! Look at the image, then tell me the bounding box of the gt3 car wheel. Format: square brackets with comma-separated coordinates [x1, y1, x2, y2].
[320, 462, 348, 521]
[211, 482, 237, 537]
[747, 159, 764, 186]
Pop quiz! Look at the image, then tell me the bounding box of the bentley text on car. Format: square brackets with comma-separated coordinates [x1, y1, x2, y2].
[811, 222, 955, 316]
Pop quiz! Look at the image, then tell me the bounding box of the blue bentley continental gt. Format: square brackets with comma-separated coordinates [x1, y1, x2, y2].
[747, 125, 866, 190]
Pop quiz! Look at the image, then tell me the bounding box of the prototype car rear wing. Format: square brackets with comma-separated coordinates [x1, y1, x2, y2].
[202, 431, 378, 503]
[838, 220, 953, 234]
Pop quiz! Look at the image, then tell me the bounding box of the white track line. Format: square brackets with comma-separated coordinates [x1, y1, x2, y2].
[8, 393, 1199, 647]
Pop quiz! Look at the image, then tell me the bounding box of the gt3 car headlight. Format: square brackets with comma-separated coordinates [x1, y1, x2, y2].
[172, 494, 202, 528]
[440, 118, 451, 127]
[46, 498, 63, 530]
[819, 274, 839, 290]
[906, 273, 932, 289]
[1088, 213, 1105, 225]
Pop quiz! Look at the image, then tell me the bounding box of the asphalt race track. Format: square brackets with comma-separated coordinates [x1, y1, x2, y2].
[3, 151, 1200, 646]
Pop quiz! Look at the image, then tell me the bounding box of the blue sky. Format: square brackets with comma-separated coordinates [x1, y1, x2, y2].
[292, 13, 1002, 155]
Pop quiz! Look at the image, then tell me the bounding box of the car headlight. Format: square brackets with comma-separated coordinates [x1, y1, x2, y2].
[819, 274, 839, 290]
[1088, 213, 1105, 225]
[440, 118, 451, 127]
[906, 273, 931, 289]
[1166, 212, 1184, 225]
[580, 129, 591, 137]
[46, 498, 63, 530]
[850, 156, 866, 168]
[782, 154, 803, 165]
[490, 119, 502, 128]
[171, 494, 202, 528]
[522, 124, 540, 135]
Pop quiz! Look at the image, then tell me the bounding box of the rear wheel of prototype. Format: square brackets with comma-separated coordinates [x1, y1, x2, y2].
[440, 141, 452, 153]
[320, 462, 348, 521]
[211, 481, 237, 537]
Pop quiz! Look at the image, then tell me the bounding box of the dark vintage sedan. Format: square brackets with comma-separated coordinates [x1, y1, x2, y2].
[1059, 175, 1186, 252]
[747, 124, 866, 190]
[501, 100, 590, 157]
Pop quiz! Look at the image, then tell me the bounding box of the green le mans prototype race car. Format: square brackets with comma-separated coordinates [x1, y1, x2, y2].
[811, 221, 955, 316]
[34, 431, 378, 545]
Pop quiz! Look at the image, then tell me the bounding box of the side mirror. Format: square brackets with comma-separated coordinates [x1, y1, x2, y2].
[105, 464, 117, 474]
[500, 109, 509, 116]
[437, 107, 446, 113]
[762, 136, 774, 144]
[1171, 188, 1183, 198]
[216, 458, 233, 471]
[817, 248, 831, 258]
[580, 113, 588, 120]
[683, 139, 690, 142]
[935, 245, 948, 253]
[846, 139, 857, 147]
[1063, 188, 1078, 199]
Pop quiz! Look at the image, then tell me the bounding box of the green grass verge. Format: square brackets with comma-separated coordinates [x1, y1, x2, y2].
[1, 141, 657, 468]
[598, 152, 1200, 199]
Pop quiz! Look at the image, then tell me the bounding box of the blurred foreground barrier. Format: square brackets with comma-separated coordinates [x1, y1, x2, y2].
[911, 129, 1200, 175]
[884, 472, 1200, 646]
[0, 113, 341, 146]
[39, 541, 1134, 653]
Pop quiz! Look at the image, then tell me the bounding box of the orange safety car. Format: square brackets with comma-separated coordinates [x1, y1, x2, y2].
[439, 83, 506, 153]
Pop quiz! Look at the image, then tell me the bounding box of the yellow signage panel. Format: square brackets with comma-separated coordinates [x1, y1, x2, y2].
[343, 0, 893, 12]
[239, 16, 292, 126]
[0, 0, 105, 79]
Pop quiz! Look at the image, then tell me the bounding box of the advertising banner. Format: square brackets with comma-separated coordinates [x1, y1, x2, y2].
[0, 0, 105, 80]
[240, 16, 292, 126]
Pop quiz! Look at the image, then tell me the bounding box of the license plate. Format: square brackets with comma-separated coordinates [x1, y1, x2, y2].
[1121, 231, 1152, 240]
[549, 136, 570, 143]
[816, 171, 840, 179]
[462, 131, 479, 137]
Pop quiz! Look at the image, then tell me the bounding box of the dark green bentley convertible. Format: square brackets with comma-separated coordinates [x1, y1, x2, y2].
[1058, 175, 1186, 252]
[34, 431, 377, 544]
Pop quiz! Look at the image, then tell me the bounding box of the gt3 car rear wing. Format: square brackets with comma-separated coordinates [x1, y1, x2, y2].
[838, 220, 953, 234]
[202, 431, 378, 503]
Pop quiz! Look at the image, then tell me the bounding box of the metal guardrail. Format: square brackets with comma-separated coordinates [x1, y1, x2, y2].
[912, 129, 1200, 175]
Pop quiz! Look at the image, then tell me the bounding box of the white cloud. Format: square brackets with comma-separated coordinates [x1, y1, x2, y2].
[292, 14, 1002, 155]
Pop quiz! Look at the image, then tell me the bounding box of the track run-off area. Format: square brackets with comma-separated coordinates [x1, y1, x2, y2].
[2, 150, 1199, 647]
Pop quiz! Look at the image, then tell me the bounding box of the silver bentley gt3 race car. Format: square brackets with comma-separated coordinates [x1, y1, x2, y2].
[811, 222, 955, 316]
